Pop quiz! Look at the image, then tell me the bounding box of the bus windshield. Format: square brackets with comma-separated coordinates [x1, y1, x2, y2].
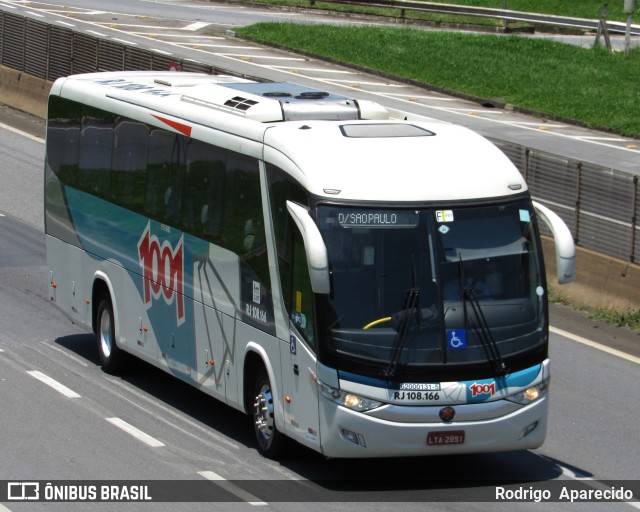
[315, 200, 546, 381]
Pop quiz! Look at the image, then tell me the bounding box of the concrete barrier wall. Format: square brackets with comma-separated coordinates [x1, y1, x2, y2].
[1, 64, 638, 311]
[543, 238, 640, 311]
[0, 66, 52, 119]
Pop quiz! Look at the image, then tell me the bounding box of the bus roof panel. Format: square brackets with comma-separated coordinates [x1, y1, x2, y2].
[263, 121, 527, 202]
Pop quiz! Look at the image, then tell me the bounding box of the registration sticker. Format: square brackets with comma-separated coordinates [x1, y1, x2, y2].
[436, 210, 454, 223]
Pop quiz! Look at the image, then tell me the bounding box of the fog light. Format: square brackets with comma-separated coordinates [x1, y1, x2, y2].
[520, 420, 539, 439]
[341, 428, 366, 447]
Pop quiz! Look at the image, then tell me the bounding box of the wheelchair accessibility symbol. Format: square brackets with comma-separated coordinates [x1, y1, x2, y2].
[447, 329, 467, 350]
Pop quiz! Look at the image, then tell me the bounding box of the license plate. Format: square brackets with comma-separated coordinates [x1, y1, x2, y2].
[427, 431, 465, 446]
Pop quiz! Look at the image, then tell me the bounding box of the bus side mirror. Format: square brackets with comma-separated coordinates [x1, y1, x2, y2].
[533, 201, 576, 284]
[286, 201, 331, 294]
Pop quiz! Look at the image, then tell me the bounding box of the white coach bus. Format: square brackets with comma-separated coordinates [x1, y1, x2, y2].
[44, 71, 575, 459]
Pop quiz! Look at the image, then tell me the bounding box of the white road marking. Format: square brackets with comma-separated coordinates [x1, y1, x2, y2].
[508, 121, 568, 128]
[385, 93, 458, 101]
[441, 107, 505, 115]
[198, 471, 268, 506]
[111, 38, 137, 46]
[105, 376, 240, 452]
[0, 122, 44, 143]
[182, 44, 267, 50]
[269, 66, 355, 74]
[321, 79, 407, 87]
[27, 370, 81, 398]
[151, 34, 226, 40]
[228, 54, 306, 61]
[150, 48, 173, 56]
[576, 136, 631, 142]
[550, 326, 640, 365]
[55, 20, 75, 27]
[48, 10, 107, 15]
[106, 417, 165, 447]
[181, 22, 210, 31]
[97, 23, 180, 30]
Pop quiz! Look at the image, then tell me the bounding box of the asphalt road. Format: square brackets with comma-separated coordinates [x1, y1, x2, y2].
[0, 113, 639, 510]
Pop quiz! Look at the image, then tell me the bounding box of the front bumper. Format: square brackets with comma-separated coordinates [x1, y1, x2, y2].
[318, 395, 548, 458]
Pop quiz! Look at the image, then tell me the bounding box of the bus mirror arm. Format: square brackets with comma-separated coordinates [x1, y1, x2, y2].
[533, 201, 576, 284]
[286, 201, 331, 294]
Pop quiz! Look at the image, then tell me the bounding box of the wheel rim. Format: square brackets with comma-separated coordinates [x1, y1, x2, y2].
[254, 383, 274, 449]
[99, 308, 112, 359]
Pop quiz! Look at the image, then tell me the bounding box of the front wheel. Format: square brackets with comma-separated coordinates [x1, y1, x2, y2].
[252, 367, 285, 459]
[96, 295, 124, 374]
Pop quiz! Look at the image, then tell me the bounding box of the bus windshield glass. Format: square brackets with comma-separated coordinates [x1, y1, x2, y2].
[315, 200, 545, 380]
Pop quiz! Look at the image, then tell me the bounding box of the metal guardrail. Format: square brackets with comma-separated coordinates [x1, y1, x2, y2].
[309, 0, 640, 36]
[491, 140, 640, 263]
[1, 9, 639, 263]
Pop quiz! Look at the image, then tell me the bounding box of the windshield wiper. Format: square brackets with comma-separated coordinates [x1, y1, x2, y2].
[383, 254, 421, 378]
[383, 287, 419, 378]
[458, 254, 508, 376]
[464, 287, 508, 376]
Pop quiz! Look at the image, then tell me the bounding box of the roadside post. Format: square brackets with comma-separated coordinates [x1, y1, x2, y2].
[624, 0, 637, 58]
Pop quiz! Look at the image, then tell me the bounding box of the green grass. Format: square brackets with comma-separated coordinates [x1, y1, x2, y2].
[245, 0, 634, 24]
[549, 288, 640, 334]
[236, 23, 640, 137]
[586, 307, 640, 333]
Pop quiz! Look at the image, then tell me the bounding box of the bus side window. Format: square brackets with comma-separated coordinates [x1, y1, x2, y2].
[46, 96, 81, 187]
[222, 153, 265, 256]
[146, 129, 173, 220]
[79, 107, 114, 198]
[266, 163, 316, 350]
[184, 140, 225, 240]
[164, 136, 186, 227]
[144, 131, 185, 228]
[111, 118, 148, 212]
[290, 231, 317, 349]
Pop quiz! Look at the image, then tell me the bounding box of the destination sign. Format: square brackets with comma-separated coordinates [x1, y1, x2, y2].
[337, 210, 419, 228]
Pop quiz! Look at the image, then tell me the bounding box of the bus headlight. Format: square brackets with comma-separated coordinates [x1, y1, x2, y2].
[505, 378, 549, 405]
[316, 380, 383, 412]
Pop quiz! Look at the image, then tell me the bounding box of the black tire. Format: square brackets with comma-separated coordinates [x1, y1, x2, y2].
[252, 366, 286, 459]
[96, 295, 124, 374]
